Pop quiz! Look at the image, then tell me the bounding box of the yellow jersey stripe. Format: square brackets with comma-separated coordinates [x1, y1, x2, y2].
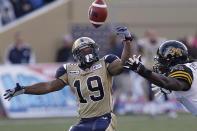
[169, 74, 192, 84]
[171, 76, 191, 84]
[169, 75, 192, 84]
[169, 73, 193, 82]
[168, 71, 193, 82]
[168, 71, 191, 76]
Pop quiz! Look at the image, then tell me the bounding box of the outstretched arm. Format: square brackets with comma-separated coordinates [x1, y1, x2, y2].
[24, 79, 65, 94]
[124, 55, 192, 91]
[142, 71, 190, 91]
[4, 65, 68, 100]
[4, 79, 66, 101]
[107, 26, 133, 75]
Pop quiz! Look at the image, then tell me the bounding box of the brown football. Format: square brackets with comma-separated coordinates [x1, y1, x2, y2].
[88, 0, 108, 28]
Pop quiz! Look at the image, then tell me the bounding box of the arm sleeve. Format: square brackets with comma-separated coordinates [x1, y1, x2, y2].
[104, 54, 120, 64]
[167, 65, 193, 86]
[55, 64, 69, 85]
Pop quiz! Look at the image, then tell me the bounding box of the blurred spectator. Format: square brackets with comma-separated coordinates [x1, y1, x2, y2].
[10, 0, 24, 18]
[0, 0, 15, 25]
[192, 31, 197, 48]
[180, 36, 197, 59]
[56, 34, 73, 62]
[138, 28, 166, 70]
[21, 0, 33, 16]
[5, 32, 35, 64]
[30, 0, 44, 9]
[0, 0, 55, 26]
[1, 8, 13, 25]
[10, 0, 33, 18]
[138, 28, 166, 116]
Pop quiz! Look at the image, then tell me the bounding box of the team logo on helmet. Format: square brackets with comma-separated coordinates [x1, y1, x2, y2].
[164, 47, 182, 57]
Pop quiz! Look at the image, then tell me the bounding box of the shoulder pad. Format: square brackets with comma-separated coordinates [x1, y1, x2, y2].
[168, 64, 193, 86]
[104, 54, 120, 63]
[55, 65, 67, 78]
[170, 64, 185, 72]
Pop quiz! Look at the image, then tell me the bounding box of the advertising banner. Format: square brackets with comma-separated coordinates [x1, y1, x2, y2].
[0, 64, 77, 118]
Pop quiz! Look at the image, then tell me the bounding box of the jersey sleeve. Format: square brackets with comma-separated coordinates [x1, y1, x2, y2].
[167, 64, 193, 86]
[55, 64, 69, 84]
[104, 54, 120, 64]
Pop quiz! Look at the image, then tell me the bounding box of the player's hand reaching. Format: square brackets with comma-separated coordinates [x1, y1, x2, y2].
[115, 26, 134, 41]
[151, 84, 164, 99]
[152, 84, 171, 94]
[124, 55, 152, 77]
[4, 83, 25, 101]
[151, 84, 171, 99]
[124, 55, 143, 72]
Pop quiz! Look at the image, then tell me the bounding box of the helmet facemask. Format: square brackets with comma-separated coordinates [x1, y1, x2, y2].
[153, 55, 173, 74]
[73, 43, 99, 68]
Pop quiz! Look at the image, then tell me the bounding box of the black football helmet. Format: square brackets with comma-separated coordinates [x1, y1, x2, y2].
[72, 37, 99, 67]
[153, 40, 189, 73]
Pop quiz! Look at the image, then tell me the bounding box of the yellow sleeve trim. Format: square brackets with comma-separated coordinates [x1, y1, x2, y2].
[168, 71, 193, 81]
[168, 71, 191, 77]
[170, 76, 192, 85]
[168, 72, 192, 84]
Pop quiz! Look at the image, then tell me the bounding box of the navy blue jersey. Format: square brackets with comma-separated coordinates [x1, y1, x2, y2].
[7, 45, 32, 64]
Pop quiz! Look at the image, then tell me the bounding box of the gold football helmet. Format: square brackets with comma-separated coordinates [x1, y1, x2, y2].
[72, 37, 99, 67]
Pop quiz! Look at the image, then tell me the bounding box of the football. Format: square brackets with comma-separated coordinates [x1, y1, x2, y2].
[88, 0, 108, 28]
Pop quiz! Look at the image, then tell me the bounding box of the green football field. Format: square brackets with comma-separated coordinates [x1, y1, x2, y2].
[0, 113, 196, 131]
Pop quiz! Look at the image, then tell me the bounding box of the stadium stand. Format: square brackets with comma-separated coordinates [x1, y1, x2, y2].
[0, 0, 55, 27]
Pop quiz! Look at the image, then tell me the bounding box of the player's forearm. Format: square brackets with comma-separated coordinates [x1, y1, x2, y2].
[109, 41, 132, 75]
[125, 55, 189, 91]
[121, 41, 132, 65]
[144, 72, 185, 91]
[24, 82, 52, 95]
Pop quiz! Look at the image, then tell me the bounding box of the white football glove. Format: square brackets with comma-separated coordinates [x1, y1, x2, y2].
[123, 55, 142, 71]
[151, 84, 171, 99]
[124, 55, 153, 78]
[4, 83, 25, 101]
